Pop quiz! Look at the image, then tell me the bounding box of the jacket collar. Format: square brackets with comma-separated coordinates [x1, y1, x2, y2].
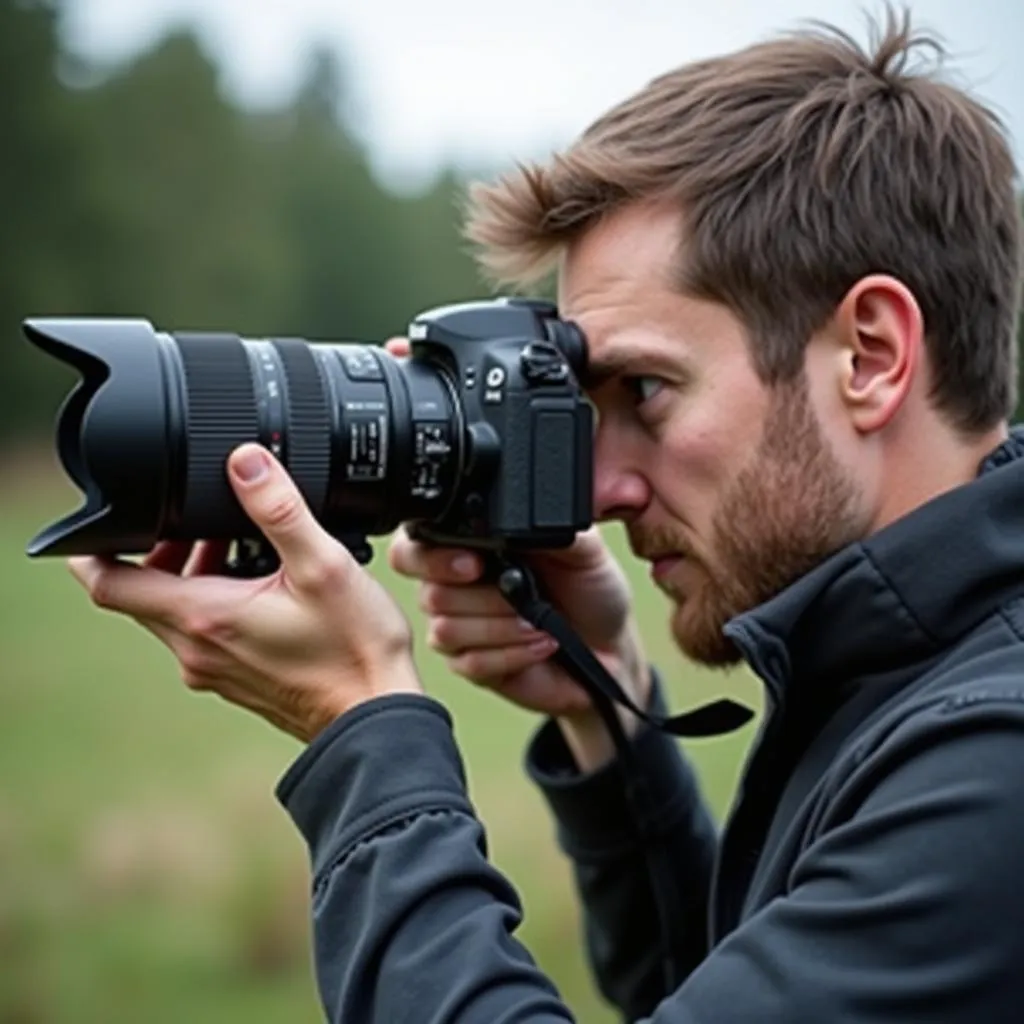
[723, 427, 1024, 706]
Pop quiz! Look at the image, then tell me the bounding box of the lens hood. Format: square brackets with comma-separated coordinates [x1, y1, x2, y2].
[23, 318, 176, 556]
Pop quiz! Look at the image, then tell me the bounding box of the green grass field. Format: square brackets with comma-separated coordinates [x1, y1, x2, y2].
[0, 450, 762, 1023]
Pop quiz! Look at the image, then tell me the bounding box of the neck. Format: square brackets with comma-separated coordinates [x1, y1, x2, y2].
[872, 419, 1009, 533]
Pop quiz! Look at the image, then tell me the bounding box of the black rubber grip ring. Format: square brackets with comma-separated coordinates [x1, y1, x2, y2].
[271, 338, 331, 516]
[176, 333, 258, 536]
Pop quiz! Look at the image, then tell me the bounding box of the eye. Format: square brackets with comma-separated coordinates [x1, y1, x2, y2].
[623, 375, 666, 406]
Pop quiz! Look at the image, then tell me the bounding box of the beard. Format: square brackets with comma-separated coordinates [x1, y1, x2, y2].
[638, 376, 866, 667]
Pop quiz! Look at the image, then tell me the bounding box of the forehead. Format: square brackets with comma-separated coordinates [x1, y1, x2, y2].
[557, 200, 683, 320]
[557, 201, 759, 387]
[557, 201, 697, 379]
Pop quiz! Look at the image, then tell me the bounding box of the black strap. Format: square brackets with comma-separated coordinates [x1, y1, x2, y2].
[495, 555, 754, 997]
[495, 561, 755, 740]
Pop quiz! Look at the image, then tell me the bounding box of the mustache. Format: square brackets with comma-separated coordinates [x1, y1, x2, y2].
[627, 528, 693, 562]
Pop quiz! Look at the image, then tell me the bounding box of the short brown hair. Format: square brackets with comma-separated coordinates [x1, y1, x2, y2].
[463, 6, 1023, 433]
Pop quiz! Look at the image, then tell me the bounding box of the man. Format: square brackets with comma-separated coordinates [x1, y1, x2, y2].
[68, 8, 1024, 1023]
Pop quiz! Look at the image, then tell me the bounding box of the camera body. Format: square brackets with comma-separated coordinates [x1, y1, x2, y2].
[402, 297, 593, 552]
[23, 297, 594, 564]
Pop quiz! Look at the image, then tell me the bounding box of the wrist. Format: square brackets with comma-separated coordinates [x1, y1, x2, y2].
[555, 624, 651, 773]
[308, 662, 424, 742]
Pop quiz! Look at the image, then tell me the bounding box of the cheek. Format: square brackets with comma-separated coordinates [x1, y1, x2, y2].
[660, 395, 745, 488]
[691, 367, 773, 466]
[649, 416, 732, 526]
[652, 378, 768, 521]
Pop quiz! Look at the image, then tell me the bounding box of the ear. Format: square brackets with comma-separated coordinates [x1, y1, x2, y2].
[833, 274, 924, 434]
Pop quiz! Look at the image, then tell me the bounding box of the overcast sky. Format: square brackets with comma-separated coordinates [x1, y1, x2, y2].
[60, 0, 1024, 191]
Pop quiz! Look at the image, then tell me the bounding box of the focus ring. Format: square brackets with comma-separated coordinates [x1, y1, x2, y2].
[176, 334, 258, 536]
[272, 338, 331, 516]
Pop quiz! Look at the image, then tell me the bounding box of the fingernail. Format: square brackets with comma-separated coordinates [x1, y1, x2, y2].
[451, 554, 476, 578]
[233, 447, 269, 483]
[529, 637, 557, 654]
[518, 617, 537, 633]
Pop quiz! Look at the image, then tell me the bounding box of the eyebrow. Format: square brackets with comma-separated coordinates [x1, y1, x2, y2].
[578, 350, 634, 389]
[578, 347, 680, 390]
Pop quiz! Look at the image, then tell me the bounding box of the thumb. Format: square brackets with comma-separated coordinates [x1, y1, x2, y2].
[532, 526, 610, 572]
[227, 443, 340, 586]
[384, 337, 410, 357]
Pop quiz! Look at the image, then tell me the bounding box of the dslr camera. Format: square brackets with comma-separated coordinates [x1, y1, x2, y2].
[23, 298, 594, 570]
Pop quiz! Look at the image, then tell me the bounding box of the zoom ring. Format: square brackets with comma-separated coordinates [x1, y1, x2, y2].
[176, 334, 259, 536]
[272, 338, 331, 516]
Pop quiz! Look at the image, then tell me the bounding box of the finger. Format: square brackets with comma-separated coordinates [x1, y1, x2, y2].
[427, 614, 548, 656]
[135, 615, 178, 647]
[389, 528, 482, 584]
[226, 444, 352, 591]
[185, 539, 231, 577]
[531, 526, 609, 571]
[68, 556, 190, 627]
[488, 666, 593, 718]
[447, 637, 558, 684]
[384, 337, 410, 357]
[134, 619, 218, 692]
[418, 582, 511, 618]
[143, 541, 194, 574]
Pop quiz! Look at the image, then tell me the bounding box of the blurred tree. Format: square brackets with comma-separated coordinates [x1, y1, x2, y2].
[266, 46, 407, 341]
[0, 12, 489, 445]
[254, 45, 485, 342]
[67, 28, 294, 330]
[0, 0, 96, 437]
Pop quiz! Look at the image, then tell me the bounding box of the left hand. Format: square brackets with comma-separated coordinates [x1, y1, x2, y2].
[67, 443, 422, 742]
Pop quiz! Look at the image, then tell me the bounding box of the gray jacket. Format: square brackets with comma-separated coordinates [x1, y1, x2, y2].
[278, 428, 1024, 1022]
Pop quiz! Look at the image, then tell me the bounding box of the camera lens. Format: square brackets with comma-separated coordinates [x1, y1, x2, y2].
[22, 320, 462, 557]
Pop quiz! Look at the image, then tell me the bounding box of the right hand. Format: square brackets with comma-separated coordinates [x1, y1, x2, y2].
[384, 337, 650, 753]
[388, 524, 647, 722]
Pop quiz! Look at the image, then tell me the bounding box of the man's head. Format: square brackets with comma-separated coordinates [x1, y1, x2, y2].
[463, 8, 1023, 665]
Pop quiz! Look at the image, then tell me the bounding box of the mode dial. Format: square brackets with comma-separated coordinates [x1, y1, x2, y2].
[520, 340, 569, 385]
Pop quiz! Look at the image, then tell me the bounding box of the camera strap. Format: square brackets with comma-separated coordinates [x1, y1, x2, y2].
[494, 558, 755, 741]
[495, 555, 753, 997]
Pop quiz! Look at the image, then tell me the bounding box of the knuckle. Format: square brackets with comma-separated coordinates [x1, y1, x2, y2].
[451, 650, 495, 684]
[448, 652, 481, 682]
[386, 536, 408, 574]
[180, 669, 204, 691]
[88, 573, 116, 609]
[177, 643, 206, 675]
[178, 642, 213, 680]
[426, 625, 443, 653]
[181, 610, 227, 641]
[181, 669, 211, 692]
[298, 550, 347, 591]
[429, 616, 460, 651]
[261, 493, 305, 532]
[419, 583, 444, 615]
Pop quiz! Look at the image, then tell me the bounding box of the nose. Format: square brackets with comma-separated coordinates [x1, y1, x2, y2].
[592, 422, 651, 522]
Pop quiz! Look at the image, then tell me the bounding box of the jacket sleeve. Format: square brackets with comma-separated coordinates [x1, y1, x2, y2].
[277, 690, 1024, 1024]
[276, 694, 576, 1024]
[524, 690, 719, 1021]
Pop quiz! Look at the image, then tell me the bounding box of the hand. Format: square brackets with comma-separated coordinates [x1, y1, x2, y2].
[384, 336, 650, 770]
[388, 524, 646, 711]
[67, 443, 421, 742]
[388, 525, 650, 770]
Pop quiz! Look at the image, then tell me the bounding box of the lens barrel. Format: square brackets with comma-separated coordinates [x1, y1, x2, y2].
[22, 320, 461, 557]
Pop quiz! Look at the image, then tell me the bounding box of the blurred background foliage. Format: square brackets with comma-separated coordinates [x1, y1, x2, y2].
[1, 0, 487, 445]
[0, 0, 1021, 1021]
